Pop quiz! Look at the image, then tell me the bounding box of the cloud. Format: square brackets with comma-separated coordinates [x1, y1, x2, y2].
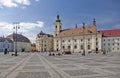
[0, 0, 39, 8]
[0, 21, 44, 43]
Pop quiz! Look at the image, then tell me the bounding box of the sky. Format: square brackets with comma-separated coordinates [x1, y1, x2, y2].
[0, 0, 120, 43]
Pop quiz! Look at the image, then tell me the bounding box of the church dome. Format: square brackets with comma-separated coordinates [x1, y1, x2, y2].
[7, 33, 31, 43]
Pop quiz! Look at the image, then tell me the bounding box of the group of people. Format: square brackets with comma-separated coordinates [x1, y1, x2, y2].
[4, 49, 9, 55]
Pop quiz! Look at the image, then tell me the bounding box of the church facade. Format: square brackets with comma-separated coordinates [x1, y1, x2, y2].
[53, 15, 102, 53]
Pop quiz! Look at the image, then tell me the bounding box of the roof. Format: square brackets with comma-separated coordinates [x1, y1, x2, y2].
[56, 25, 97, 38]
[0, 37, 13, 43]
[7, 33, 31, 43]
[102, 29, 120, 37]
[37, 31, 53, 37]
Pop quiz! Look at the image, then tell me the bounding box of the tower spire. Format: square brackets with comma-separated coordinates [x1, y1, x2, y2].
[56, 14, 61, 22]
[93, 18, 96, 26]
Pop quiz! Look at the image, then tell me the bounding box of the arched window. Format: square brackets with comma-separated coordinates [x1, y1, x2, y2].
[81, 45, 83, 49]
[88, 45, 90, 50]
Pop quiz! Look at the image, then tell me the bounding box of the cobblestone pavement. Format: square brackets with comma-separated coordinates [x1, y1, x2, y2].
[0, 52, 120, 78]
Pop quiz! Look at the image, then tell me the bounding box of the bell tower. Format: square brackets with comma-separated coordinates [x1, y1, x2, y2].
[54, 14, 62, 37]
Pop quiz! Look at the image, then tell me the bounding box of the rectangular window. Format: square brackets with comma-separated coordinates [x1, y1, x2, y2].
[74, 39, 76, 42]
[88, 38, 90, 41]
[81, 39, 83, 42]
[88, 45, 90, 50]
[118, 43, 119, 46]
[68, 40, 70, 42]
[74, 45, 77, 49]
[104, 39, 105, 41]
[113, 43, 114, 46]
[104, 43, 105, 46]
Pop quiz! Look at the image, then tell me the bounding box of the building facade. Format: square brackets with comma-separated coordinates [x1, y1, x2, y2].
[54, 15, 102, 53]
[36, 31, 53, 52]
[102, 29, 120, 52]
[7, 33, 31, 52]
[0, 37, 13, 52]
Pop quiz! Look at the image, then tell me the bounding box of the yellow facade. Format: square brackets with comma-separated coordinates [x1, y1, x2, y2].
[36, 31, 53, 52]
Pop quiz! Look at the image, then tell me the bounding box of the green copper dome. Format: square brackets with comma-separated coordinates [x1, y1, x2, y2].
[56, 14, 61, 22]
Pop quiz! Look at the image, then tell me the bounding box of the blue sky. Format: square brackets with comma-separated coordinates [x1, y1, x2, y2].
[0, 0, 120, 43]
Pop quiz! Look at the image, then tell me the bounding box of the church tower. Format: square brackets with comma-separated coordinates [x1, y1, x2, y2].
[54, 14, 62, 37]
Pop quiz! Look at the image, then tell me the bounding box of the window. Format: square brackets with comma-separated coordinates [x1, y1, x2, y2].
[108, 43, 110, 46]
[113, 48, 114, 50]
[108, 39, 110, 41]
[96, 38, 98, 40]
[118, 38, 119, 41]
[55, 26, 57, 28]
[88, 38, 90, 41]
[88, 45, 90, 50]
[74, 45, 77, 49]
[68, 40, 70, 42]
[117, 48, 119, 50]
[74, 39, 76, 42]
[62, 40, 65, 42]
[81, 45, 83, 49]
[113, 39, 114, 41]
[62, 46, 65, 49]
[104, 39, 105, 41]
[68, 46, 70, 49]
[96, 42, 98, 45]
[81, 39, 83, 42]
[113, 43, 114, 46]
[117, 43, 119, 46]
[104, 43, 105, 46]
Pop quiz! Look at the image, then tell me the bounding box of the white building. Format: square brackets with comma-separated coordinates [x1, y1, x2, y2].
[0, 37, 13, 52]
[102, 29, 120, 52]
[53, 15, 102, 53]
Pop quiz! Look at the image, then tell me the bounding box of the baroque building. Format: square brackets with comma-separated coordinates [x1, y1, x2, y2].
[53, 15, 102, 53]
[102, 29, 120, 52]
[7, 33, 31, 52]
[36, 31, 53, 52]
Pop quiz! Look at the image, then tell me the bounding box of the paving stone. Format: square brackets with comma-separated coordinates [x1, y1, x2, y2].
[15, 72, 51, 78]
[64, 69, 98, 76]
[23, 66, 45, 69]
[85, 63, 104, 66]
[0, 67, 9, 70]
[102, 67, 120, 73]
[26, 62, 41, 65]
[0, 63, 16, 66]
[57, 64, 76, 68]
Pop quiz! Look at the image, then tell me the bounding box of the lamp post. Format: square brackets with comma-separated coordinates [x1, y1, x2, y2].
[13, 22, 20, 56]
[82, 22, 85, 56]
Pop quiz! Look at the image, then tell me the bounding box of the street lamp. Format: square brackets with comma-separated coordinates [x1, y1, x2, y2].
[13, 22, 20, 56]
[82, 22, 85, 56]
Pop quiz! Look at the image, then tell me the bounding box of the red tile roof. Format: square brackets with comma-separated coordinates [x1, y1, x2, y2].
[56, 25, 97, 38]
[102, 29, 120, 37]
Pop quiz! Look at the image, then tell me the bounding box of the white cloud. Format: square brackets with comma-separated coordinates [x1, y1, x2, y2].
[0, 0, 39, 8]
[0, 21, 44, 43]
[35, 0, 39, 2]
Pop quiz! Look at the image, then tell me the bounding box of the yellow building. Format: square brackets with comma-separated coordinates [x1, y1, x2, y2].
[36, 31, 53, 52]
[53, 15, 102, 54]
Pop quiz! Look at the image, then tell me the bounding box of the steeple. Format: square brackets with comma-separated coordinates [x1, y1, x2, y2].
[56, 14, 61, 22]
[93, 18, 96, 26]
[75, 24, 78, 28]
[54, 14, 62, 37]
